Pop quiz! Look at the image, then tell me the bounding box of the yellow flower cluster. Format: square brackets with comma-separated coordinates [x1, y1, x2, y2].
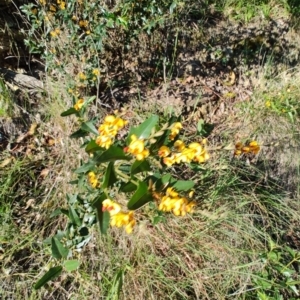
[50, 28, 60, 38]
[96, 115, 128, 149]
[169, 122, 182, 140]
[159, 140, 209, 167]
[88, 171, 99, 188]
[157, 188, 196, 216]
[79, 20, 89, 28]
[57, 0, 65, 9]
[78, 72, 87, 81]
[102, 199, 136, 234]
[74, 98, 84, 111]
[125, 135, 149, 161]
[234, 141, 260, 156]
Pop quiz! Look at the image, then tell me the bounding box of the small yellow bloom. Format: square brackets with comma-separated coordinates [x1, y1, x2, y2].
[88, 171, 99, 188]
[249, 141, 260, 155]
[158, 146, 171, 158]
[126, 135, 149, 160]
[96, 135, 113, 149]
[265, 100, 271, 108]
[50, 4, 56, 12]
[74, 98, 84, 111]
[79, 20, 89, 28]
[166, 187, 179, 198]
[102, 199, 121, 215]
[174, 140, 186, 152]
[78, 72, 86, 80]
[92, 69, 100, 76]
[110, 211, 136, 234]
[169, 122, 182, 140]
[86, 30, 91, 35]
[72, 15, 77, 21]
[59, 1, 66, 9]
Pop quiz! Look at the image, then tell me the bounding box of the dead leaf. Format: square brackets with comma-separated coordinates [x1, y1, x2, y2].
[40, 168, 50, 178]
[25, 198, 35, 209]
[28, 123, 38, 135]
[0, 157, 14, 167]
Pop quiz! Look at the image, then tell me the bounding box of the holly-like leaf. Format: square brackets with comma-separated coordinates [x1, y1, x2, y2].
[131, 160, 151, 176]
[94, 146, 130, 164]
[127, 181, 153, 210]
[92, 194, 110, 234]
[172, 180, 195, 191]
[128, 115, 159, 140]
[64, 260, 80, 272]
[119, 181, 137, 193]
[68, 206, 82, 227]
[81, 121, 99, 135]
[102, 162, 118, 189]
[61, 108, 77, 117]
[70, 128, 89, 139]
[85, 140, 102, 153]
[34, 266, 63, 289]
[74, 161, 95, 174]
[51, 237, 69, 259]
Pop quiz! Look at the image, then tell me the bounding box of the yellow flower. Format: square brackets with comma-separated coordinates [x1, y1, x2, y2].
[102, 199, 121, 215]
[158, 188, 195, 216]
[88, 171, 99, 188]
[59, 1, 66, 9]
[169, 122, 182, 140]
[79, 72, 86, 80]
[79, 20, 89, 28]
[163, 155, 176, 167]
[74, 99, 84, 111]
[174, 140, 186, 152]
[265, 100, 271, 107]
[249, 141, 260, 155]
[158, 146, 171, 158]
[31, 8, 37, 15]
[110, 211, 136, 234]
[92, 69, 100, 76]
[166, 187, 179, 198]
[96, 135, 113, 149]
[50, 30, 59, 37]
[126, 135, 149, 161]
[86, 30, 91, 35]
[169, 123, 182, 141]
[50, 5, 56, 12]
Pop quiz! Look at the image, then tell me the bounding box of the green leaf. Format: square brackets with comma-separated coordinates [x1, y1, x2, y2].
[61, 107, 77, 116]
[75, 161, 95, 174]
[64, 260, 80, 272]
[128, 115, 159, 140]
[92, 194, 110, 234]
[120, 181, 137, 193]
[68, 206, 82, 227]
[127, 181, 153, 210]
[51, 237, 69, 259]
[94, 146, 130, 164]
[169, 2, 177, 14]
[172, 180, 195, 191]
[85, 140, 102, 153]
[81, 121, 99, 135]
[34, 266, 63, 289]
[70, 128, 88, 139]
[131, 160, 151, 175]
[102, 162, 118, 189]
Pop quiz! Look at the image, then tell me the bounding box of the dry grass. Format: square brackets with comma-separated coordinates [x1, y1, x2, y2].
[1, 1, 300, 299]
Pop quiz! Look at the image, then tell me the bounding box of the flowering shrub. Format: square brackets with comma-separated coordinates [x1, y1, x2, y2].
[33, 98, 261, 288]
